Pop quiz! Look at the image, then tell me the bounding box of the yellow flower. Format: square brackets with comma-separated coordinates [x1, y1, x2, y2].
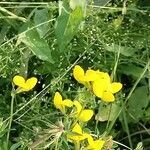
[73, 65, 100, 89]
[87, 134, 105, 150]
[54, 92, 73, 113]
[67, 123, 88, 141]
[13, 75, 37, 93]
[73, 100, 93, 122]
[73, 65, 87, 85]
[73, 65, 122, 102]
[92, 73, 122, 102]
[73, 65, 105, 83]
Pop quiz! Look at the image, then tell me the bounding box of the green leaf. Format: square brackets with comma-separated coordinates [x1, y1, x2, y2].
[0, 118, 7, 138]
[55, 4, 84, 51]
[127, 86, 150, 122]
[144, 107, 150, 121]
[0, 139, 7, 150]
[34, 8, 49, 38]
[105, 43, 137, 56]
[10, 143, 21, 150]
[119, 64, 149, 78]
[18, 23, 54, 63]
[0, 24, 10, 44]
[95, 102, 121, 122]
[37, 61, 57, 74]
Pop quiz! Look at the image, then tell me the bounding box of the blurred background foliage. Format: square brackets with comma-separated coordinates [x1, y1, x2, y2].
[0, 0, 150, 149]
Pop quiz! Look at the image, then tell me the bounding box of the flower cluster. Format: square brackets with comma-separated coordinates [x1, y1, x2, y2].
[52, 65, 123, 149]
[54, 92, 93, 122]
[53, 92, 105, 150]
[68, 123, 105, 150]
[73, 65, 122, 102]
[12, 65, 122, 149]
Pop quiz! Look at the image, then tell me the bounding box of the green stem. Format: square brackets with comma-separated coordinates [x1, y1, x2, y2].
[111, 43, 121, 81]
[75, 141, 80, 150]
[95, 102, 102, 134]
[106, 103, 113, 130]
[0, 6, 26, 22]
[122, 104, 133, 149]
[6, 92, 15, 147]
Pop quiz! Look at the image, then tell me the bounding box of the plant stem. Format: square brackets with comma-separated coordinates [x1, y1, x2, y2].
[0, 6, 26, 22]
[75, 141, 80, 150]
[122, 104, 133, 149]
[6, 92, 15, 147]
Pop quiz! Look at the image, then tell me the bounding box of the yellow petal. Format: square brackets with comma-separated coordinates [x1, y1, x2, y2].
[85, 69, 98, 81]
[87, 134, 94, 144]
[92, 81, 105, 98]
[54, 92, 63, 109]
[25, 77, 37, 90]
[79, 109, 94, 122]
[68, 133, 87, 141]
[110, 82, 122, 93]
[87, 139, 105, 150]
[73, 65, 86, 84]
[94, 140, 105, 148]
[102, 91, 115, 102]
[72, 123, 82, 134]
[96, 72, 110, 82]
[87, 135, 105, 150]
[13, 75, 26, 88]
[102, 72, 110, 80]
[68, 124, 82, 140]
[68, 123, 87, 141]
[73, 100, 82, 114]
[13, 76, 37, 92]
[63, 99, 73, 107]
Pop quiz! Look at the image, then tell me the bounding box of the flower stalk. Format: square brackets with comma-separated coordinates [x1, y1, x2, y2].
[6, 91, 16, 147]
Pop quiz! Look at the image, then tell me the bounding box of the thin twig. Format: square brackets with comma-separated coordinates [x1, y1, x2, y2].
[0, 6, 26, 22]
